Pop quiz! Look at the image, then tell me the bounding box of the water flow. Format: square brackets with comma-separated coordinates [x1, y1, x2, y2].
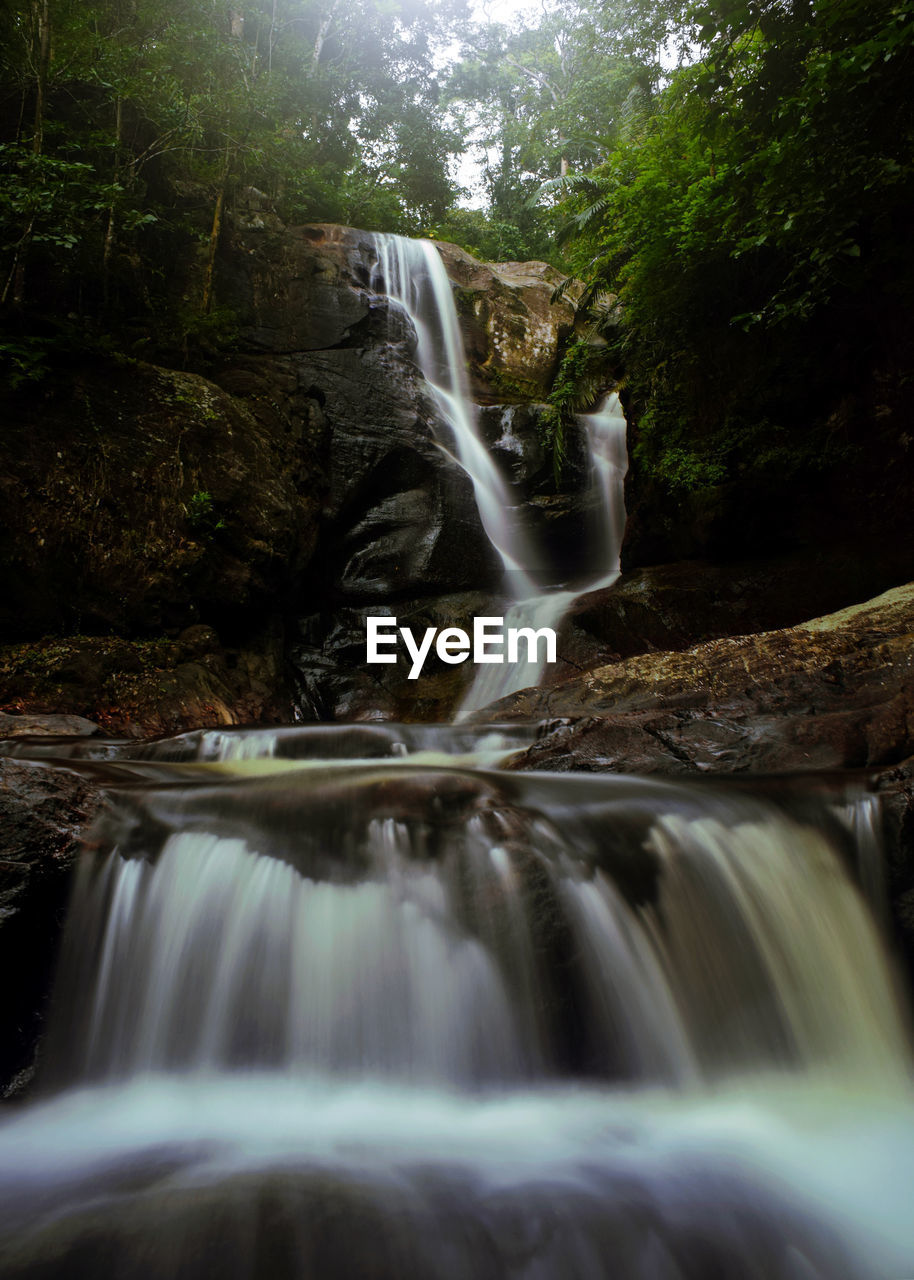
[457, 396, 628, 718]
[1, 726, 913, 1278]
[370, 235, 537, 591]
[368, 234, 629, 716]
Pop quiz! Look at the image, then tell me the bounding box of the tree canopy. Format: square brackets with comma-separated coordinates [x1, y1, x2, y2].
[3, 0, 913, 503]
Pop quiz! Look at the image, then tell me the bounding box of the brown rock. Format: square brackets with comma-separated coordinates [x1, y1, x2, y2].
[0, 712, 100, 738]
[486, 583, 914, 774]
[0, 759, 101, 1094]
[435, 243, 579, 403]
[0, 629, 292, 739]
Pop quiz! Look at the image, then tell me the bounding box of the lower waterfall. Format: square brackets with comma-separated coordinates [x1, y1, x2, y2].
[0, 725, 912, 1279]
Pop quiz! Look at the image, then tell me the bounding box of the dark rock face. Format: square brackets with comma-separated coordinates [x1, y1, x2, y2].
[212, 218, 590, 718]
[476, 405, 602, 587]
[292, 592, 494, 721]
[219, 220, 376, 353]
[567, 551, 914, 663]
[0, 358, 323, 645]
[294, 342, 501, 601]
[0, 760, 101, 1096]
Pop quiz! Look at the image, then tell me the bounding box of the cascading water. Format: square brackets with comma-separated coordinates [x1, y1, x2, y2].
[1, 242, 913, 1280]
[457, 395, 628, 718]
[0, 725, 913, 1278]
[367, 234, 628, 718]
[369, 234, 538, 593]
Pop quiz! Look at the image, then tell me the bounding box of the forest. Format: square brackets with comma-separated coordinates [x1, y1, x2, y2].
[4, 0, 912, 499]
[3, 4, 914, 1276]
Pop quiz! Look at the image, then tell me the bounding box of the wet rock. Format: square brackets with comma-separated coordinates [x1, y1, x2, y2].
[0, 760, 101, 1095]
[0, 630, 293, 739]
[293, 592, 493, 721]
[874, 758, 914, 981]
[295, 342, 501, 601]
[487, 583, 914, 774]
[0, 713, 99, 739]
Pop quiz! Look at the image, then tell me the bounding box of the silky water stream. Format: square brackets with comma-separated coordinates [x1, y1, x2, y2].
[367, 233, 627, 717]
[1, 239, 913, 1278]
[1, 726, 913, 1278]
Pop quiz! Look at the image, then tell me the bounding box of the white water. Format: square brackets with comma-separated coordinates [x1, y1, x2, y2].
[2, 727, 913, 1277]
[368, 234, 628, 719]
[370, 234, 538, 592]
[457, 395, 628, 718]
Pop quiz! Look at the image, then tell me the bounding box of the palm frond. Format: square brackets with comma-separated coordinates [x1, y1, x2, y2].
[524, 172, 604, 209]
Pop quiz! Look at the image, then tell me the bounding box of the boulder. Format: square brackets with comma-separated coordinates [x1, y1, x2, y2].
[0, 357, 324, 644]
[0, 629, 292, 739]
[435, 244, 579, 403]
[483, 582, 914, 773]
[291, 340, 502, 601]
[0, 713, 99, 738]
[568, 551, 914, 661]
[0, 760, 101, 1096]
[293, 592, 494, 721]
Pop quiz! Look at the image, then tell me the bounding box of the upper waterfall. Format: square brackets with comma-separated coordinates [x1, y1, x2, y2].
[367, 233, 629, 719]
[370, 234, 539, 596]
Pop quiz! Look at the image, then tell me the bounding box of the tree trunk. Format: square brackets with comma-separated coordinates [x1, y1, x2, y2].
[309, 0, 341, 134]
[5, 0, 51, 307]
[32, 0, 51, 156]
[102, 97, 124, 308]
[202, 148, 231, 315]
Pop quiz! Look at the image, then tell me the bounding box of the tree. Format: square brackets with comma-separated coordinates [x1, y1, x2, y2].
[538, 0, 914, 492]
[0, 0, 467, 353]
[446, 0, 668, 262]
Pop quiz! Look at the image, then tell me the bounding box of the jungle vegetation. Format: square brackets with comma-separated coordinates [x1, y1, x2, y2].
[2, 0, 912, 501]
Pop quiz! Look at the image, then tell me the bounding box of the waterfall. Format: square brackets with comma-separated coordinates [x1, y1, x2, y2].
[0, 726, 912, 1278]
[370, 234, 537, 594]
[368, 234, 628, 719]
[1, 242, 913, 1280]
[457, 396, 628, 718]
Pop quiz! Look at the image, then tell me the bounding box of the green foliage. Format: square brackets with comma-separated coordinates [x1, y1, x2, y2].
[0, 334, 52, 388]
[429, 207, 559, 262]
[536, 0, 914, 495]
[446, 0, 669, 262]
[185, 490, 225, 536]
[0, 0, 467, 339]
[542, 336, 611, 478]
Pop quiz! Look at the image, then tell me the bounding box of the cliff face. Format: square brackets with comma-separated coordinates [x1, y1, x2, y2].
[0, 216, 586, 730]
